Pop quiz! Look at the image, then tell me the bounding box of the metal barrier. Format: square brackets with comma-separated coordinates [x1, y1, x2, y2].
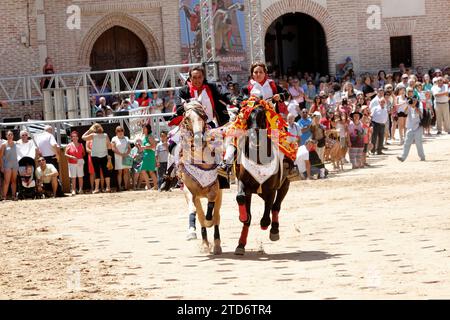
[0, 63, 200, 103]
[0, 112, 174, 145]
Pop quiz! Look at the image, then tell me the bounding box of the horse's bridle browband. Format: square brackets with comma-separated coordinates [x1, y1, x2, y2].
[184, 104, 208, 123]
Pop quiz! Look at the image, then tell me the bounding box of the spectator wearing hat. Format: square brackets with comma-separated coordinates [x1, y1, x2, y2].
[431, 77, 450, 134]
[433, 69, 443, 78]
[371, 98, 388, 155]
[348, 110, 365, 169]
[400, 74, 409, 88]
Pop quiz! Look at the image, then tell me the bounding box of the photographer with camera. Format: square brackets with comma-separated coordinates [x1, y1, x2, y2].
[397, 95, 426, 162]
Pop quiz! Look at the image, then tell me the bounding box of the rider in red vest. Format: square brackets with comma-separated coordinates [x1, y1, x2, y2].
[221, 62, 290, 168]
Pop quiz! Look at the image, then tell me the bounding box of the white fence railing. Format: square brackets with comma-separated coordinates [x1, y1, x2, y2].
[0, 113, 174, 145]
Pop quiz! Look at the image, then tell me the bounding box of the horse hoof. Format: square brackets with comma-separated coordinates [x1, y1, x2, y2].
[260, 217, 271, 230]
[234, 246, 245, 256]
[201, 244, 210, 254]
[213, 245, 222, 255]
[270, 232, 280, 241]
[186, 231, 197, 241]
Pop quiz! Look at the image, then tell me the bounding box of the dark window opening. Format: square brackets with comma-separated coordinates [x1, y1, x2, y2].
[390, 36, 412, 68]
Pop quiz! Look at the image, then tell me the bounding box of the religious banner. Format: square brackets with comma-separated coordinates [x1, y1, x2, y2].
[179, 0, 248, 82]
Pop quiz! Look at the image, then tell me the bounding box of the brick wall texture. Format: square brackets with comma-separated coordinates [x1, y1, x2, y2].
[1, 0, 449, 120]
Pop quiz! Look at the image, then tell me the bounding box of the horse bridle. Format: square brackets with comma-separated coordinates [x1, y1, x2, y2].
[184, 104, 208, 123]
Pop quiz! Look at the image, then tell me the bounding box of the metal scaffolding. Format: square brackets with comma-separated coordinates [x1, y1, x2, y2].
[200, 0, 219, 81]
[0, 63, 201, 104]
[247, 0, 265, 64]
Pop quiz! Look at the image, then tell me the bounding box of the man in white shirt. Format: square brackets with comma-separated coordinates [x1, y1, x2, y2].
[369, 87, 385, 112]
[431, 77, 450, 134]
[371, 98, 388, 155]
[35, 157, 59, 197]
[128, 93, 139, 109]
[295, 139, 321, 179]
[35, 125, 60, 170]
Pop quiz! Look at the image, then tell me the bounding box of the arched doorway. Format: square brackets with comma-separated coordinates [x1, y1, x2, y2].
[265, 13, 329, 76]
[90, 26, 148, 71]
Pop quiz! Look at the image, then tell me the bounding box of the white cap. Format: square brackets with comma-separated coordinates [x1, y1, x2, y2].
[313, 111, 322, 117]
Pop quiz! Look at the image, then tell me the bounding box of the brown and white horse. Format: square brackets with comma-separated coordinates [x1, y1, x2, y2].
[177, 101, 223, 254]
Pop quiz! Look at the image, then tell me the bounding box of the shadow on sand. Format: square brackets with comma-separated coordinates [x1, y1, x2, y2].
[204, 250, 344, 262]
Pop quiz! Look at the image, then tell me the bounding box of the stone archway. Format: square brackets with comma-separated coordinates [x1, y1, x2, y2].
[265, 12, 329, 75]
[262, 0, 338, 74]
[90, 26, 148, 71]
[79, 13, 163, 69]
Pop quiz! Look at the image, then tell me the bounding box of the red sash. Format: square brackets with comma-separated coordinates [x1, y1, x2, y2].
[247, 77, 277, 97]
[187, 81, 215, 110]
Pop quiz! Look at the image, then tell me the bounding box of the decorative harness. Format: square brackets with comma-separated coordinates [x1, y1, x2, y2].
[226, 97, 298, 161]
[178, 102, 219, 189]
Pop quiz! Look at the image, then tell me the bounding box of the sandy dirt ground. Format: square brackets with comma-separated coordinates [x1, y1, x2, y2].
[1, 133, 450, 300]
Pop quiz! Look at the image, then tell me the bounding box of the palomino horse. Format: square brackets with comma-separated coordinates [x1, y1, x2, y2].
[177, 101, 223, 254]
[233, 99, 293, 255]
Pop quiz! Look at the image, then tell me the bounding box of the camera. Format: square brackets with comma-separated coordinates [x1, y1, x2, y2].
[407, 96, 417, 105]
